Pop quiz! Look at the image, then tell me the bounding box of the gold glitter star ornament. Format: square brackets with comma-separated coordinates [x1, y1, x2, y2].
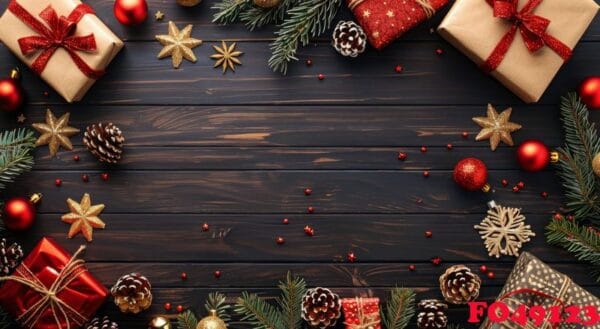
[62, 193, 106, 242]
[32, 109, 80, 157]
[472, 104, 522, 151]
[211, 41, 242, 74]
[156, 21, 202, 69]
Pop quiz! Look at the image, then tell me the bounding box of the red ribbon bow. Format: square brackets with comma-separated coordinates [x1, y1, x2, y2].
[8, 0, 104, 79]
[481, 0, 572, 73]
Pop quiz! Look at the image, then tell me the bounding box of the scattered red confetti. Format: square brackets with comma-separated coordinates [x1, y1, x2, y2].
[304, 188, 312, 196]
[164, 303, 172, 311]
[176, 305, 184, 313]
[435, 48, 444, 55]
[181, 272, 187, 280]
[202, 223, 209, 231]
[282, 218, 289, 225]
[408, 264, 416, 271]
[214, 270, 221, 278]
[446, 143, 453, 150]
[304, 225, 314, 236]
[423, 171, 430, 178]
[424, 231, 432, 238]
[487, 271, 495, 279]
[461, 131, 469, 139]
[431, 256, 442, 266]
[512, 186, 520, 193]
[55, 179, 62, 187]
[307, 206, 315, 214]
[479, 265, 488, 273]
[81, 174, 89, 182]
[73, 155, 80, 161]
[394, 65, 403, 73]
[306, 58, 313, 66]
[420, 146, 427, 153]
[317, 74, 325, 81]
[541, 191, 549, 199]
[276, 236, 285, 245]
[347, 251, 357, 263]
[517, 181, 525, 189]
[398, 152, 407, 161]
[501, 179, 508, 186]
[101, 173, 109, 181]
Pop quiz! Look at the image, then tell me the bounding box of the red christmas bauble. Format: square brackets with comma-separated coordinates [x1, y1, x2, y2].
[453, 157, 488, 191]
[516, 139, 550, 172]
[2, 197, 36, 231]
[579, 76, 600, 109]
[113, 0, 147, 26]
[0, 72, 24, 112]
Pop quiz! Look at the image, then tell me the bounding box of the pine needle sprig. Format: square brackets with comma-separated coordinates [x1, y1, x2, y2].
[176, 310, 199, 329]
[212, 0, 252, 24]
[277, 272, 306, 329]
[235, 291, 283, 329]
[268, 0, 341, 74]
[205, 291, 232, 323]
[240, 0, 299, 30]
[0, 128, 35, 191]
[381, 287, 416, 329]
[546, 217, 600, 282]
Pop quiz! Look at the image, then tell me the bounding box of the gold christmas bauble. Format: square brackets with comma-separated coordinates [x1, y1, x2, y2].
[593, 153, 600, 177]
[176, 0, 201, 6]
[253, 0, 280, 8]
[149, 316, 172, 329]
[196, 310, 227, 329]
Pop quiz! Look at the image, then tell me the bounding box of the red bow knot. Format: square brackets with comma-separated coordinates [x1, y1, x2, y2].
[481, 0, 572, 73]
[8, 0, 104, 79]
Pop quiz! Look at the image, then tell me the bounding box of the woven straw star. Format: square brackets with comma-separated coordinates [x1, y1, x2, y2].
[211, 41, 243, 74]
[62, 193, 106, 242]
[473, 104, 522, 151]
[156, 21, 202, 69]
[32, 109, 80, 157]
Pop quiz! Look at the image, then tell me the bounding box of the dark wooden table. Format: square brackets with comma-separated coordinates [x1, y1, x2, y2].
[1, 0, 599, 327]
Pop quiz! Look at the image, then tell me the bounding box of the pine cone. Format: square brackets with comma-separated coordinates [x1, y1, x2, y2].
[84, 316, 119, 329]
[301, 287, 342, 329]
[111, 273, 152, 314]
[439, 265, 481, 304]
[332, 21, 367, 58]
[417, 299, 448, 329]
[253, 0, 280, 8]
[0, 238, 23, 275]
[83, 123, 125, 164]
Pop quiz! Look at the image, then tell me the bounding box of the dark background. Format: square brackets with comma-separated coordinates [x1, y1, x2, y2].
[0, 0, 599, 327]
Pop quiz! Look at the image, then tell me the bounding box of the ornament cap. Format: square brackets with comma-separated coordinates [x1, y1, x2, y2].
[149, 316, 171, 329]
[550, 151, 559, 163]
[29, 193, 42, 205]
[209, 309, 218, 317]
[9, 68, 20, 80]
[481, 183, 491, 193]
[487, 200, 498, 209]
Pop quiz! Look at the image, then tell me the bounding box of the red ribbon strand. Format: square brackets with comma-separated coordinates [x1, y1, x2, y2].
[8, 0, 104, 79]
[481, 0, 572, 73]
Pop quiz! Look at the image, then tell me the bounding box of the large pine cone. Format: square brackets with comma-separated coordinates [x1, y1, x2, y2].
[84, 316, 119, 329]
[0, 238, 23, 275]
[417, 299, 448, 329]
[332, 21, 367, 58]
[111, 273, 152, 314]
[439, 265, 481, 304]
[301, 287, 342, 329]
[83, 123, 125, 164]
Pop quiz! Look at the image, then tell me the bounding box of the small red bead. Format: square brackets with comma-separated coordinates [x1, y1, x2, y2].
[43, 91, 49, 97]
[276, 236, 285, 245]
[55, 179, 62, 187]
[317, 74, 325, 81]
[304, 225, 314, 236]
[479, 265, 488, 273]
[176, 305, 184, 313]
[307, 206, 314, 214]
[181, 272, 187, 280]
[446, 143, 453, 150]
[501, 179, 508, 187]
[306, 58, 313, 66]
[517, 181, 525, 189]
[304, 188, 312, 196]
[347, 251, 357, 263]
[164, 303, 172, 311]
[435, 48, 444, 55]
[398, 152, 407, 161]
[512, 186, 520, 193]
[420, 146, 427, 153]
[487, 271, 495, 279]
[394, 65, 403, 73]
[424, 231, 432, 238]
[431, 256, 442, 266]
[553, 213, 563, 220]
[214, 270, 221, 278]
[567, 215, 574, 222]
[81, 174, 89, 182]
[541, 191, 549, 199]
[101, 173, 109, 181]
[408, 264, 416, 271]
[423, 171, 430, 178]
[73, 155, 80, 161]
[202, 223, 209, 231]
[461, 131, 469, 139]
[282, 218, 289, 224]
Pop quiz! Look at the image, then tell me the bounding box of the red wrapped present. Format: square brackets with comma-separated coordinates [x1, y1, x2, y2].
[342, 297, 381, 329]
[0, 237, 108, 329]
[347, 0, 449, 50]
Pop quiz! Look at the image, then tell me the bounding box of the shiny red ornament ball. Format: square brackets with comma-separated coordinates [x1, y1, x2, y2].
[453, 157, 488, 191]
[423, 171, 429, 178]
[408, 264, 416, 271]
[317, 74, 325, 81]
[304, 188, 312, 196]
[201, 223, 209, 231]
[55, 179, 62, 187]
[307, 206, 314, 214]
[282, 218, 289, 224]
[101, 173, 109, 181]
[479, 265, 487, 273]
[214, 270, 221, 278]
[578, 76, 600, 109]
[164, 303, 172, 311]
[0, 74, 24, 112]
[516, 140, 551, 172]
[2, 197, 36, 231]
[487, 271, 495, 279]
[181, 272, 187, 280]
[276, 236, 285, 245]
[113, 0, 147, 26]
[424, 231, 432, 238]
[176, 305, 184, 313]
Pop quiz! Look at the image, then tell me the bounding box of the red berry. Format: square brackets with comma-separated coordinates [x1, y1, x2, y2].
[446, 143, 453, 150]
[541, 191, 549, 199]
[304, 188, 312, 196]
[424, 231, 432, 238]
[517, 181, 525, 189]
[394, 65, 403, 73]
[317, 74, 325, 81]
[398, 152, 407, 161]
[202, 223, 209, 231]
[408, 264, 416, 271]
[214, 270, 221, 278]
[431, 257, 442, 266]
[73, 155, 80, 161]
[512, 186, 520, 193]
[101, 173, 109, 181]
[487, 271, 495, 279]
[567, 215, 574, 222]
[423, 171, 430, 178]
[461, 131, 469, 139]
[306, 58, 313, 66]
[43, 91, 49, 97]
[176, 305, 184, 313]
[501, 179, 508, 186]
[164, 303, 172, 311]
[181, 272, 187, 280]
[81, 174, 89, 182]
[276, 236, 285, 245]
[435, 48, 444, 55]
[55, 179, 62, 187]
[420, 146, 427, 153]
[282, 218, 289, 224]
[347, 251, 357, 263]
[479, 265, 488, 273]
[307, 206, 314, 214]
[304, 225, 314, 236]
[553, 213, 563, 220]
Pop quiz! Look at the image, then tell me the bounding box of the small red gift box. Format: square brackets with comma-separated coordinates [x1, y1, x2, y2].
[347, 0, 448, 50]
[0, 237, 108, 329]
[342, 297, 381, 329]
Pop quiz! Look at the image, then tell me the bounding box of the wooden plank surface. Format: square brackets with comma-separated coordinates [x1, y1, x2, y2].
[0, 0, 598, 327]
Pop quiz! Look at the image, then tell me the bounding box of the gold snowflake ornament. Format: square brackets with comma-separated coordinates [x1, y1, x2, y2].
[211, 41, 242, 74]
[62, 193, 106, 242]
[472, 104, 522, 151]
[156, 21, 202, 69]
[32, 109, 80, 157]
[474, 202, 535, 258]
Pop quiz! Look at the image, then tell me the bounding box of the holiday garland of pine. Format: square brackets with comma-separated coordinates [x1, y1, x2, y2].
[381, 288, 416, 329]
[0, 128, 35, 192]
[212, 0, 341, 74]
[176, 292, 232, 329]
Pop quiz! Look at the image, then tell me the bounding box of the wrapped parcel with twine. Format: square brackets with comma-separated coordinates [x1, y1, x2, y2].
[342, 297, 382, 329]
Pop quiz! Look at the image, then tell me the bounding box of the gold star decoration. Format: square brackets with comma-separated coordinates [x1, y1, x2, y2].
[156, 21, 202, 69]
[472, 104, 522, 151]
[32, 109, 80, 157]
[155, 11, 164, 20]
[211, 41, 243, 74]
[16, 113, 26, 124]
[61, 193, 106, 242]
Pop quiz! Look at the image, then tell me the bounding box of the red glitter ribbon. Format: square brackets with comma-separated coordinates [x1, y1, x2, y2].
[8, 0, 104, 79]
[481, 0, 572, 73]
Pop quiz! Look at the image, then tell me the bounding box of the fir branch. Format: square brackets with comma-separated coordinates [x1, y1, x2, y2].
[268, 0, 341, 74]
[277, 272, 306, 329]
[240, 0, 299, 30]
[0, 129, 35, 191]
[176, 310, 198, 329]
[546, 217, 600, 282]
[381, 287, 416, 329]
[235, 291, 283, 329]
[212, 0, 252, 24]
[205, 291, 232, 323]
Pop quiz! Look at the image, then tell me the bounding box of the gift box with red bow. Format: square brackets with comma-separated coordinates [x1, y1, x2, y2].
[348, 0, 449, 50]
[341, 297, 382, 329]
[0, 0, 123, 102]
[0, 237, 108, 329]
[438, 0, 598, 103]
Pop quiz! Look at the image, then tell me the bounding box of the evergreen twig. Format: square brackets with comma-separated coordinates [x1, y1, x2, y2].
[381, 287, 416, 329]
[235, 291, 283, 329]
[212, 0, 252, 24]
[205, 291, 232, 323]
[0, 128, 35, 191]
[176, 310, 198, 329]
[239, 0, 298, 30]
[277, 272, 306, 329]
